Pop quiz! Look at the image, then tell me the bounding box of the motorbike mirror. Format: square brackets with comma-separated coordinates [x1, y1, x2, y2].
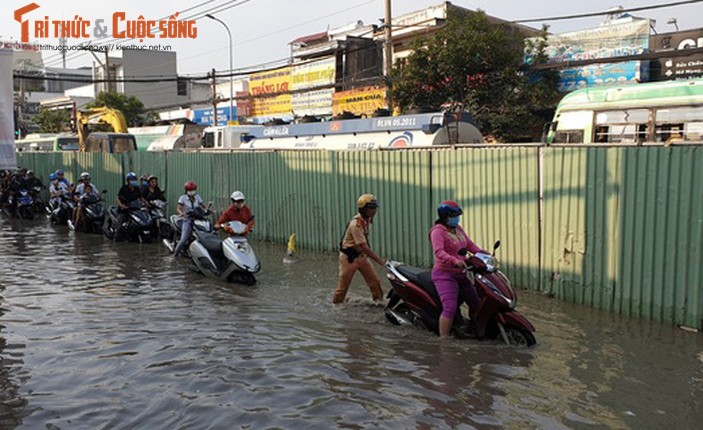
[493, 241, 501, 251]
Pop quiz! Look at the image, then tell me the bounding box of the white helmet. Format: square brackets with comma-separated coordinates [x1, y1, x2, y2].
[80, 171, 91, 180]
[230, 190, 245, 201]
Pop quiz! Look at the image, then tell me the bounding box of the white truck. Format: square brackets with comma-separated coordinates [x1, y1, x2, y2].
[200, 125, 264, 150]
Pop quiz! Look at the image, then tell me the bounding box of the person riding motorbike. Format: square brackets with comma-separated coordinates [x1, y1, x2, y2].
[48, 172, 71, 206]
[429, 200, 487, 338]
[70, 172, 100, 230]
[142, 175, 165, 202]
[5, 170, 28, 215]
[25, 170, 43, 190]
[173, 181, 208, 257]
[215, 190, 254, 235]
[332, 193, 387, 304]
[115, 172, 146, 239]
[54, 169, 72, 191]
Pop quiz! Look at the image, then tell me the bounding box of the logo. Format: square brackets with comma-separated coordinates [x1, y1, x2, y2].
[14, 3, 40, 43]
[388, 132, 413, 147]
[13, 2, 197, 43]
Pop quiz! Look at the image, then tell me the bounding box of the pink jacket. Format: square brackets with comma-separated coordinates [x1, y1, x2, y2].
[429, 223, 483, 272]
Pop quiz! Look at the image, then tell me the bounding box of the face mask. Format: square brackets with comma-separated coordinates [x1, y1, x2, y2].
[187, 190, 196, 197]
[129, 180, 139, 187]
[447, 216, 460, 228]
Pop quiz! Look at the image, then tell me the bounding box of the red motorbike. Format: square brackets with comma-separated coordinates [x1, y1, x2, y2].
[384, 241, 536, 347]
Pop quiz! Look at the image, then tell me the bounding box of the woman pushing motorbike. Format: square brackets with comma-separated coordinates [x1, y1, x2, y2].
[429, 200, 487, 338]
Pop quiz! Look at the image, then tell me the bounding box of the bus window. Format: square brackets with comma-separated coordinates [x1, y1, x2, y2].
[594, 109, 649, 143]
[655, 124, 685, 144]
[655, 107, 703, 142]
[554, 130, 584, 143]
[57, 137, 79, 151]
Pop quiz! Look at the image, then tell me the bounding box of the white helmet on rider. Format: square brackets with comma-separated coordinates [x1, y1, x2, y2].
[230, 191, 245, 202]
[80, 171, 91, 181]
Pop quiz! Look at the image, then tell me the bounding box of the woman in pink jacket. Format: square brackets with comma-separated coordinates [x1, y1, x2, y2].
[429, 200, 486, 338]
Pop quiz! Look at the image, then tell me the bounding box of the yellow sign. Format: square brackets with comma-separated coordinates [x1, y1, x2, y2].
[332, 86, 387, 116]
[250, 66, 292, 118]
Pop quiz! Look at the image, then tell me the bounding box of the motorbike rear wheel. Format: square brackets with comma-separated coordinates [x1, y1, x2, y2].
[503, 326, 536, 347]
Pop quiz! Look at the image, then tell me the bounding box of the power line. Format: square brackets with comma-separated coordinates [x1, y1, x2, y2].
[512, 0, 703, 23]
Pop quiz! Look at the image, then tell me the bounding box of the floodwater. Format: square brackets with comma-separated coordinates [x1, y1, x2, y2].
[0, 217, 701, 430]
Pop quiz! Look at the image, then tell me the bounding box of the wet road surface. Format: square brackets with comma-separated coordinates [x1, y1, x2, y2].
[0, 217, 702, 429]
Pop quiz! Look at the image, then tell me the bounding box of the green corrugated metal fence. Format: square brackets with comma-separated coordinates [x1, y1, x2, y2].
[12, 147, 703, 330]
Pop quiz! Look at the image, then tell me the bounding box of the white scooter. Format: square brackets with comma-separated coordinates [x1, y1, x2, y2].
[189, 220, 261, 285]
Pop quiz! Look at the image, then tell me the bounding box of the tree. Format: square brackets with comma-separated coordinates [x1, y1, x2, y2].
[34, 108, 71, 133]
[86, 92, 146, 126]
[391, 11, 560, 142]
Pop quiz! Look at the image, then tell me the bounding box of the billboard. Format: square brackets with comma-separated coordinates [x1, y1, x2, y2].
[250, 66, 292, 119]
[332, 86, 387, 116]
[191, 107, 236, 126]
[291, 58, 335, 116]
[650, 28, 703, 81]
[527, 20, 651, 92]
[0, 50, 17, 170]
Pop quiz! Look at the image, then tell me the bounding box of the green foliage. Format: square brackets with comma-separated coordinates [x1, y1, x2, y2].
[87, 92, 146, 126]
[391, 12, 561, 142]
[34, 108, 71, 133]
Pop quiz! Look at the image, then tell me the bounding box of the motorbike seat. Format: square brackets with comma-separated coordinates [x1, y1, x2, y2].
[195, 230, 224, 256]
[396, 265, 441, 302]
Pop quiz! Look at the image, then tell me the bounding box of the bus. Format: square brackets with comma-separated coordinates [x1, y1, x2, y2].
[547, 79, 703, 144]
[212, 112, 483, 150]
[15, 134, 79, 152]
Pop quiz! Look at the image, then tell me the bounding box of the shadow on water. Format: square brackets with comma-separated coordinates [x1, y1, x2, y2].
[0, 216, 701, 429]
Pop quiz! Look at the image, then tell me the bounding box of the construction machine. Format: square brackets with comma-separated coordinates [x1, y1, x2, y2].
[76, 107, 136, 152]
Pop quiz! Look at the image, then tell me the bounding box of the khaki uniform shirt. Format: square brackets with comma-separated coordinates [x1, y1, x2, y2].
[341, 214, 371, 249]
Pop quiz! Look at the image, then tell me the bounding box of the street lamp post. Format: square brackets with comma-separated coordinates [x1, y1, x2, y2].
[205, 14, 234, 125]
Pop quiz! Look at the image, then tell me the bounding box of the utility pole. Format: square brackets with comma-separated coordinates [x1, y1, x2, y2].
[104, 49, 111, 93]
[59, 37, 67, 69]
[384, 0, 393, 112]
[210, 68, 218, 126]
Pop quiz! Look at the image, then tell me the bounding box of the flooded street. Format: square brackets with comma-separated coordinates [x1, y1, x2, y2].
[0, 217, 701, 429]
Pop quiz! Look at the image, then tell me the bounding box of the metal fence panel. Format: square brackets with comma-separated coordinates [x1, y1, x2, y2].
[9, 148, 703, 329]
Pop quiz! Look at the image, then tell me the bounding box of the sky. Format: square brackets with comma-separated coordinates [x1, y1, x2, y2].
[2, 0, 703, 76]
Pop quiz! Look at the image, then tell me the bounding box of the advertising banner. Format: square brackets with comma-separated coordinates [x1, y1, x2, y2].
[526, 21, 651, 92]
[291, 58, 335, 116]
[650, 28, 703, 81]
[250, 66, 292, 119]
[0, 49, 17, 170]
[332, 86, 387, 116]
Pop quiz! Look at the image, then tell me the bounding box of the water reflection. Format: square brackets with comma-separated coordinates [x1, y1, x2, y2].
[0, 217, 701, 429]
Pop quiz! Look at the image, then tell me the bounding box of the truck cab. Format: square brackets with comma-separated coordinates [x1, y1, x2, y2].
[201, 125, 263, 150]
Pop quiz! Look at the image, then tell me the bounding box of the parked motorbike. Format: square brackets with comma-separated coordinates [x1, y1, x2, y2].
[384, 241, 536, 346]
[147, 199, 171, 239]
[162, 206, 213, 256]
[48, 194, 75, 225]
[103, 199, 155, 242]
[189, 220, 260, 285]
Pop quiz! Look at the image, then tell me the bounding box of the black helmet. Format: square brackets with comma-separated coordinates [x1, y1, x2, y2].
[437, 200, 462, 219]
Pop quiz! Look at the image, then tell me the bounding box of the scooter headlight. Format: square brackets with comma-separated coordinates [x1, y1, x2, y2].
[476, 274, 514, 309]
